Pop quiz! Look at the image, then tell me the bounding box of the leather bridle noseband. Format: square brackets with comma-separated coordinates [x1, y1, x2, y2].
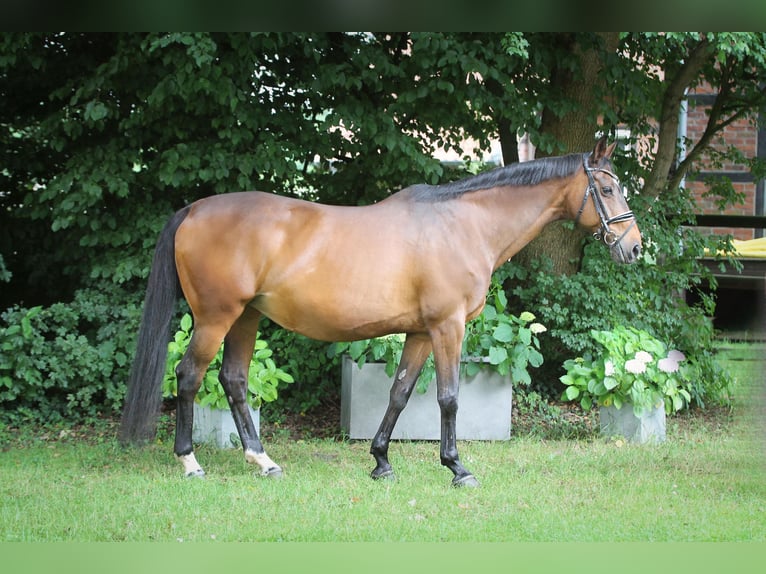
[575, 154, 636, 247]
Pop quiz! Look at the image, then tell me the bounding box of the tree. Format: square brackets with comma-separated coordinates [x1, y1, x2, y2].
[1, 32, 528, 309]
[503, 32, 766, 397]
[504, 33, 766, 279]
[2, 32, 761, 421]
[511, 33, 620, 277]
[0, 32, 528, 422]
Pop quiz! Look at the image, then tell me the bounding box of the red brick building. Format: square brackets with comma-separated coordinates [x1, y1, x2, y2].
[683, 86, 765, 336]
[684, 86, 765, 241]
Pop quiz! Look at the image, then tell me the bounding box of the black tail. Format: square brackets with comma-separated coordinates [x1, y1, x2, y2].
[119, 206, 191, 445]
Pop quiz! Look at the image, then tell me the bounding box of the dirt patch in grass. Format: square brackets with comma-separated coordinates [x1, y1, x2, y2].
[261, 397, 343, 440]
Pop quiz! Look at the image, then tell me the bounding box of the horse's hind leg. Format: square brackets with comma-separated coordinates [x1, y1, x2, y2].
[174, 321, 233, 477]
[370, 333, 432, 480]
[219, 306, 282, 478]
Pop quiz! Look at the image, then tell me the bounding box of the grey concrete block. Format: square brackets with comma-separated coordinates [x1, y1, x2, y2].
[192, 403, 260, 448]
[341, 356, 512, 440]
[599, 403, 666, 444]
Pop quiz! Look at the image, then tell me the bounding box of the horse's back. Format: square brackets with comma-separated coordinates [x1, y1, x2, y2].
[174, 189, 492, 340]
[173, 191, 429, 339]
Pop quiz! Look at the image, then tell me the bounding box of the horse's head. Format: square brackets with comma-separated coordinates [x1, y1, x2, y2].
[571, 138, 642, 264]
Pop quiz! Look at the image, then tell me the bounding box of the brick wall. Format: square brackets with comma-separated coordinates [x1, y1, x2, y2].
[685, 85, 763, 241]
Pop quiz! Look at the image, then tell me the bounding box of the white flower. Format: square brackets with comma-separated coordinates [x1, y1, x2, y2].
[667, 350, 686, 362]
[658, 357, 679, 373]
[604, 360, 615, 376]
[625, 358, 647, 374]
[529, 323, 547, 334]
[635, 351, 653, 364]
[519, 311, 536, 322]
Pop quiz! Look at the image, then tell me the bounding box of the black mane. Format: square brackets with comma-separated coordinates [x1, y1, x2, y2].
[408, 153, 585, 202]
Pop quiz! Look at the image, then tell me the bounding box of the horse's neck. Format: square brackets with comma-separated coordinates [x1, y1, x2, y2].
[474, 182, 567, 269]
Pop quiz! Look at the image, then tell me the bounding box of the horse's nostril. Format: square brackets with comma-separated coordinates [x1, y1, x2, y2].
[632, 243, 641, 259]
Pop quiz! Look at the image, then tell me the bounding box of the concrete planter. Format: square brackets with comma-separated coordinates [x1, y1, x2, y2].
[599, 403, 666, 444]
[192, 402, 260, 448]
[340, 356, 512, 440]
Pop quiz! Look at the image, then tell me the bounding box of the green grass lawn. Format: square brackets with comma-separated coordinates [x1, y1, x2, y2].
[1, 345, 764, 542]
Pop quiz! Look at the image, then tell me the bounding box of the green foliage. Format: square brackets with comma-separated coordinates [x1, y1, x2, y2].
[506, 178, 736, 408]
[162, 313, 294, 410]
[512, 389, 595, 440]
[329, 272, 545, 394]
[461, 272, 545, 386]
[1, 32, 527, 423]
[2, 32, 765, 425]
[330, 334, 403, 374]
[0, 255, 10, 283]
[257, 323, 342, 415]
[1, 33, 524, 308]
[0, 286, 141, 425]
[560, 326, 696, 416]
[493, 31, 764, 413]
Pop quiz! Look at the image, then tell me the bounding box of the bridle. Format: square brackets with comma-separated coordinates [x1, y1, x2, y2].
[575, 153, 636, 247]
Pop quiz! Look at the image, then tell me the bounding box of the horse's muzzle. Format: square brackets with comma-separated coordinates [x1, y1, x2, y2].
[611, 240, 641, 264]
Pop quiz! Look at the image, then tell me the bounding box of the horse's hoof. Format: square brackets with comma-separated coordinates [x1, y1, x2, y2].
[452, 474, 479, 488]
[371, 468, 395, 481]
[262, 466, 283, 478]
[185, 469, 206, 479]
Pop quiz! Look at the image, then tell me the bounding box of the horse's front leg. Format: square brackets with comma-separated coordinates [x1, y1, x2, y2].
[431, 319, 479, 487]
[370, 333, 432, 480]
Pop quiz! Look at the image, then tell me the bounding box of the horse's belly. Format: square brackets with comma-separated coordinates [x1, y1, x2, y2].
[251, 287, 422, 342]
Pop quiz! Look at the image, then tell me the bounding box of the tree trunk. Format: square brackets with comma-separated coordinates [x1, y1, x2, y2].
[644, 38, 713, 197]
[511, 33, 619, 277]
[497, 116, 519, 166]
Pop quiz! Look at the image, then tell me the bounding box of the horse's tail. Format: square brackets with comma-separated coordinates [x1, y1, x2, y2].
[119, 206, 191, 445]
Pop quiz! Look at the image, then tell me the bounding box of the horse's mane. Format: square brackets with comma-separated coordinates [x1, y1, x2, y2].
[408, 153, 585, 202]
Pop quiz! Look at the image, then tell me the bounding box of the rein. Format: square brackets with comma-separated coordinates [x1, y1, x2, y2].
[575, 154, 636, 247]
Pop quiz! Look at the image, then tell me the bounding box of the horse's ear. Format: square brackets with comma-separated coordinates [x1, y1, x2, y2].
[589, 137, 617, 166]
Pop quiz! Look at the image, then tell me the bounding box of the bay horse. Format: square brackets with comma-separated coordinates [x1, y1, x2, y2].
[119, 137, 641, 487]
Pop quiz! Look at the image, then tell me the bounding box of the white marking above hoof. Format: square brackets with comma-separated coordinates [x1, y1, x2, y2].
[177, 452, 204, 477]
[245, 449, 281, 477]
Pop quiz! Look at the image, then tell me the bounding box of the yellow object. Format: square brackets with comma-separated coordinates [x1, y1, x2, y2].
[705, 237, 766, 258]
[731, 237, 766, 258]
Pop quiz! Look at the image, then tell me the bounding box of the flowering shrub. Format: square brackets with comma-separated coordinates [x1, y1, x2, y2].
[460, 278, 546, 388]
[560, 326, 692, 416]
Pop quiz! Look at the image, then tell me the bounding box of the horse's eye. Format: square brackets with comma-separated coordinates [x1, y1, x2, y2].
[602, 186, 613, 195]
